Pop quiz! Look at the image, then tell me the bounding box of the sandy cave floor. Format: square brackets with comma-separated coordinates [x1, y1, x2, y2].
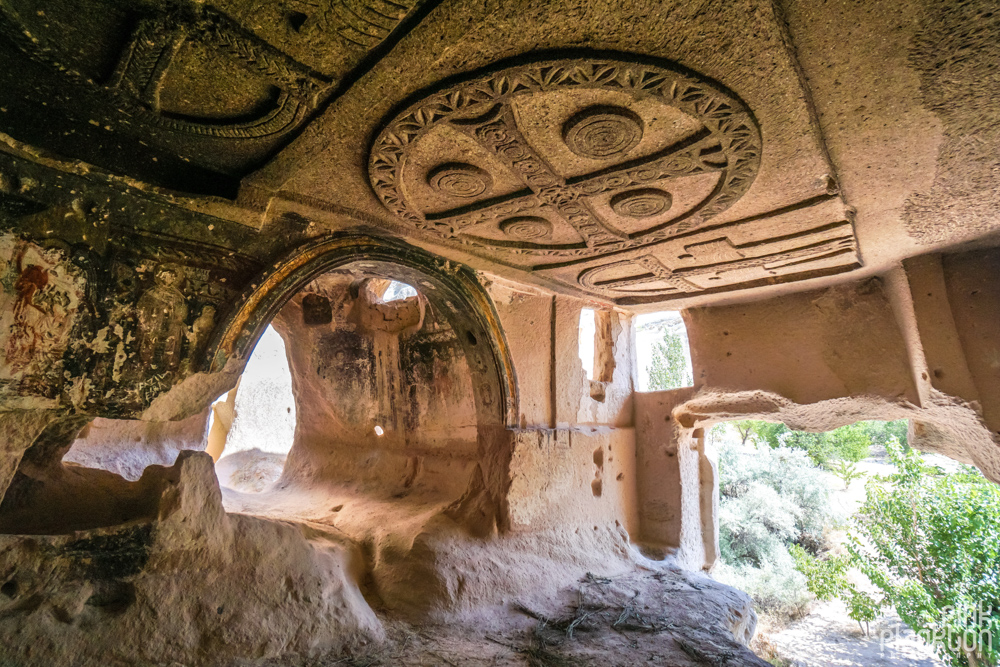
[770, 601, 944, 667]
[211, 462, 762, 667]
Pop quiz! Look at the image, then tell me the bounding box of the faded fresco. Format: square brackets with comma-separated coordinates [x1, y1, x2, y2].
[0, 226, 253, 415]
[0, 238, 86, 404]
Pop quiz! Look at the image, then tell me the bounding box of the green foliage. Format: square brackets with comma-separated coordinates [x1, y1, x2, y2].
[719, 444, 838, 561]
[646, 326, 692, 390]
[789, 544, 849, 601]
[715, 441, 840, 618]
[730, 419, 909, 466]
[845, 440, 1000, 665]
[783, 422, 871, 465]
[790, 545, 882, 635]
[829, 460, 866, 489]
[733, 420, 788, 449]
[713, 550, 812, 620]
[845, 589, 881, 630]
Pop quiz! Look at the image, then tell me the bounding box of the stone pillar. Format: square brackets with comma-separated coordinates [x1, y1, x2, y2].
[634, 387, 714, 570]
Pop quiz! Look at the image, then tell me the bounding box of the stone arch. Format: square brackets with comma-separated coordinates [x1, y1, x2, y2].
[204, 232, 519, 430]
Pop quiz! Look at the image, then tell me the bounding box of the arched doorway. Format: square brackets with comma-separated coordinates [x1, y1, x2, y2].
[206, 234, 517, 430]
[203, 234, 519, 533]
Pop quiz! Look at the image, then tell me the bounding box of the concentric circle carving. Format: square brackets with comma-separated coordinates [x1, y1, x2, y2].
[500, 216, 553, 240]
[369, 55, 763, 265]
[427, 163, 491, 198]
[563, 105, 643, 158]
[610, 188, 672, 218]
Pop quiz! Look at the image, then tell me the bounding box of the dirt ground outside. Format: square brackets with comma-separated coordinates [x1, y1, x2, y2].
[757, 446, 954, 666]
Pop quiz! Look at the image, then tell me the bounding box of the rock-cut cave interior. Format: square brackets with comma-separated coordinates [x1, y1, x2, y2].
[0, 0, 997, 664]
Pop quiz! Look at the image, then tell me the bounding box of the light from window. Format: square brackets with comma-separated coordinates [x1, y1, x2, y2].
[383, 281, 417, 301]
[578, 308, 596, 380]
[636, 311, 694, 391]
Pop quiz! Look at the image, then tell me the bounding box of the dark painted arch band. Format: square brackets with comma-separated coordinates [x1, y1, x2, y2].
[202, 233, 519, 428]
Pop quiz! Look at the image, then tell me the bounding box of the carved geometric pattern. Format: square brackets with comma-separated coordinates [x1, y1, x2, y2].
[0, 2, 330, 141]
[575, 200, 860, 303]
[371, 56, 863, 302]
[611, 188, 672, 218]
[563, 105, 644, 158]
[500, 217, 553, 240]
[427, 163, 492, 198]
[312, 0, 422, 49]
[369, 56, 762, 267]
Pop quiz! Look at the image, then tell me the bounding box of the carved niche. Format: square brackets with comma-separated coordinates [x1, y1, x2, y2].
[0, 0, 425, 195]
[369, 56, 862, 303]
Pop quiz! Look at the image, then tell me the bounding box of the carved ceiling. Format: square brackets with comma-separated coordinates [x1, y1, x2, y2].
[0, 0, 425, 195]
[0, 0, 867, 306]
[369, 56, 860, 304]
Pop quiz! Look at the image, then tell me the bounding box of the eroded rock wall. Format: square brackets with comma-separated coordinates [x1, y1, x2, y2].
[273, 274, 480, 497]
[63, 410, 210, 481]
[0, 452, 382, 667]
[680, 258, 1000, 480]
[488, 277, 641, 549]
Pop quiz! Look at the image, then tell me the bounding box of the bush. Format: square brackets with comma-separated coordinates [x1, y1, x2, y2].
[732, 419, 909, 466]
[789, 544, 849, 601]
[719, 442, 837, 556]
[846, 441, 1000, 666]
[715, 437, 840, 620]
[714, 550, 812, 619]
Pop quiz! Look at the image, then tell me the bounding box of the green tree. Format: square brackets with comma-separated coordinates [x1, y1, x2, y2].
[863, 419, 909, 450]
[647, 327, 692, 390]
[844, 441, 1000, 666]
[829, 459, 866, 489]
[791, 545, 881, 636]
[783, 423, 871, 465]
[730, 420, 908, 465]
[749, 421, 791, 449]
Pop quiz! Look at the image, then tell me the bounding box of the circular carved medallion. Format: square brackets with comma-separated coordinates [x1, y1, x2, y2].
[500, 216, 553, 240]
[428, 162, 492, 198]
[610, 188, 672, 218]
[369, 55, 761, 265]
[563, 105, 643, 158]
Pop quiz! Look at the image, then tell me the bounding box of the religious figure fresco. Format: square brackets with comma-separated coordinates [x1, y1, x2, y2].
[179, 303, 216, 376]
[136, 264, 188, 373]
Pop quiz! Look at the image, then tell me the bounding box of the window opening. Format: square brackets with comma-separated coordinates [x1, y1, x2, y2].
[382, 280, 417, 301]
[702, 418, 976, 662]
[578, 308, 596, 380]
[209, 324, 296, 493]
[636, 311, 693, 391]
